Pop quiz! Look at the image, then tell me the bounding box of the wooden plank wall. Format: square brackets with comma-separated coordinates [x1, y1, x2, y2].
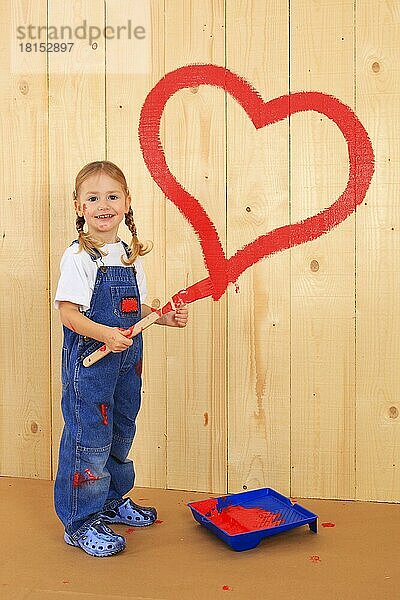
[164, 0, 227, 493]
[290, 1, 356, 499]
[0, 0, 50, 479]
[226, 1, 291, 495]
[0, 0, 399, 503]
[356, 1, 400, 501]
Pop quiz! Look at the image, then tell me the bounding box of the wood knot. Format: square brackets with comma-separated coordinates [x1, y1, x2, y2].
[388, 406, 399, 419]
[310, 259, 319, 272]
[371, 61, 380, 73]
[203, 412, 209, 426]
[30, 421, 38, 433]
[191, 86, 199, 94]
[19, 80, 29, 95]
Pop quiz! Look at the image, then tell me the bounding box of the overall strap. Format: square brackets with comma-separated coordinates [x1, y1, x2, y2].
[120, 239, 133, 259]
[120, 240, 136, 274]
[69, 239, 102, 262]
[88, 248, 103, 262]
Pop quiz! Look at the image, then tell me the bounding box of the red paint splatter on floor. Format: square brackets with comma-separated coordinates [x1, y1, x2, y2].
[100, 403, 108, 425]
[309, 555, 321, 563]
[222, 585, 232, 591]
[155, 519, 163, 524]
[125, 527, 135, 534]
[321, 522, 336, 528]
[197, 499, 285, 534]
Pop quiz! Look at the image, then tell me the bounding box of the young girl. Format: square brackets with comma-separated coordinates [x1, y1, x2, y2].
[54, 160, 188, 557]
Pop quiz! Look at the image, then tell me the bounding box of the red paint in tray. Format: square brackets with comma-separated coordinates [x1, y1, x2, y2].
[198, 498, 285, 534]
[188, 488, 318, 551]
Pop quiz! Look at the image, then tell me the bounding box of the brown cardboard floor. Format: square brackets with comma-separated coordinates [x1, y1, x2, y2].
[0, 477, 398, 600]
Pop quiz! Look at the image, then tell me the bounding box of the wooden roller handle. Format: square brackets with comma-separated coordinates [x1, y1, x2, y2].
[82, 310, 161, 367]
[82, 280, 211, 369]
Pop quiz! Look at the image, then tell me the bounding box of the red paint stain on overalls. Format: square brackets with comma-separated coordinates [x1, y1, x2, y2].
[135, 359, 142, 377]
[73, 473, 82, 488]
[84, 469, 98, 480]
[100, 403, 108, 425]
[73, 469, 100, 488]
[121, 297, 138, 312]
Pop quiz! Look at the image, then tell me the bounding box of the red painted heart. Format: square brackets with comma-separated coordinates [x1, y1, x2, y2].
[139, 64, 374, 301]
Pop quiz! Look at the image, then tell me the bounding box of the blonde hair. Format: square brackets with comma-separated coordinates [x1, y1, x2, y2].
[73, 160, 152, 265]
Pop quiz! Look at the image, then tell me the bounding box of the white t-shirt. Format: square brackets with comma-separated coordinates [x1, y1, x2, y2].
[54, 241, 147, 312]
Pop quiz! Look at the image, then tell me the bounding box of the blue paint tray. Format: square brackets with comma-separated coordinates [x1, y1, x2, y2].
[188, 487, 318, 551]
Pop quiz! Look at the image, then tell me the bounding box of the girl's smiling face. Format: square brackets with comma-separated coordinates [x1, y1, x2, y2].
[75, 172, 131, 243]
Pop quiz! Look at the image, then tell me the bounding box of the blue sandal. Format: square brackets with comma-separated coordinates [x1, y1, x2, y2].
[99, 497, 157, 527]
[64, 519, 126, 557]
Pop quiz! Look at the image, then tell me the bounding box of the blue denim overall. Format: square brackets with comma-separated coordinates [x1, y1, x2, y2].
[54, 240, 143, 540]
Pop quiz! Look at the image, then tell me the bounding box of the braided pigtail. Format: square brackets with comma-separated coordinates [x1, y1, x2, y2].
[121, 205, 153, 265]
[73, 189, 106, 258]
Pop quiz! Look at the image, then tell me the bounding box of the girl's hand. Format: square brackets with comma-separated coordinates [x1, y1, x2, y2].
[161, 304, 189, 328]
[102, 326, 133, 352]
